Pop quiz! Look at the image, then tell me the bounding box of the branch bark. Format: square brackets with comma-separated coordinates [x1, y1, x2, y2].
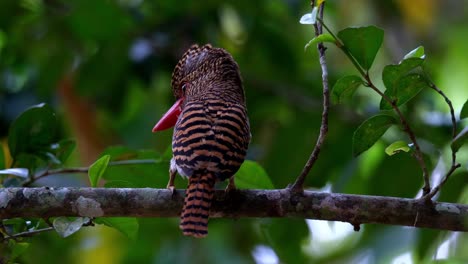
[1, 188, 466, 232]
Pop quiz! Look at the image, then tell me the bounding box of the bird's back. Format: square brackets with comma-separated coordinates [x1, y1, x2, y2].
[172, 97, 250, 237]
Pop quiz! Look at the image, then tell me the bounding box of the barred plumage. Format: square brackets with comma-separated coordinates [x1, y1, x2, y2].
[153, 44, 250, 238]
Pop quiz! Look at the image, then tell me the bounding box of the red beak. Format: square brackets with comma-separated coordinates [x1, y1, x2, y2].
[152, 98, 184, 132]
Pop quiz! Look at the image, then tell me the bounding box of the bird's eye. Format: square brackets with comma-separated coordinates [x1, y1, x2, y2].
[181, 83, 187, 93]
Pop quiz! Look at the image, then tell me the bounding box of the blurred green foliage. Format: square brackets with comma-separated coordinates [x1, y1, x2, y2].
[0, 0, 467, 263]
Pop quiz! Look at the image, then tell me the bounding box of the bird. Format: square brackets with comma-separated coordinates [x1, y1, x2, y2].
[152, 44, 251, 238]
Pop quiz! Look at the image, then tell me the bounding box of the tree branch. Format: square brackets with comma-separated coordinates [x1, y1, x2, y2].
[1, 188, 466, 232]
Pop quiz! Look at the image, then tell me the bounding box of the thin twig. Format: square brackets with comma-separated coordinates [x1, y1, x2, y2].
[423, 80, 461, 199]
[22, 159, 158, 186]
[291, 1, 329, 192]
[425, 163, 462, 199]
[1, 227, 54, 241]
[22, 167, 89, 187]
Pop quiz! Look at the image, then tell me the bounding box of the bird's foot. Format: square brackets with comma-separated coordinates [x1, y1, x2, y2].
[225, 177, 237, 194]
[167, 184, 176, 198]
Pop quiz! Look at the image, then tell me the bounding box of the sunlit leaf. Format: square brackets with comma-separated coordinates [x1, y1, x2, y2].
[235, 160, 274, 189]
[353, 115, 397, 156]
[385, 141, 411, 156]
[403, 46, 426, 60]
[95, 217, 139, 240]
[0, 168, 29, 178]
[89, 155, 110, 187]
[380, 73, 428, 110]
[331, 75, 365, 104]
[461, 99, 468, 119]
[8, 103, 57, 159]
[337, 26, 384, 70]
[304, 34, 335, 51]
[53, 217, 85, 238]
[451, 127, 468, 153]
[299, 7, 318, 25]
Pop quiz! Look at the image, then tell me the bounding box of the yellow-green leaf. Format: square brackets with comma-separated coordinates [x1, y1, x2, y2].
[95, 217, 139, 240]
[385, 141, 411, 156]
[235, 160, 274, 189]
[89, 155, 111, 187]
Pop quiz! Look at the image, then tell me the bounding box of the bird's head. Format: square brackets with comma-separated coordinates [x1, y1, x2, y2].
[152, 44, 243, 132]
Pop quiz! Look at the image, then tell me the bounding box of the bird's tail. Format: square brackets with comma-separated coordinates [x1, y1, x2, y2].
[180, 172, 216, 238]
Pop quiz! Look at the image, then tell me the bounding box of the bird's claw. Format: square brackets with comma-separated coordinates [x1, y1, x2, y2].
[167, 185, 176, 198]
[225, 177, 237, 194]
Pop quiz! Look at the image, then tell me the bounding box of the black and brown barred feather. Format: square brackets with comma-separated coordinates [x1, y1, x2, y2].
[171, 44, 250, 237]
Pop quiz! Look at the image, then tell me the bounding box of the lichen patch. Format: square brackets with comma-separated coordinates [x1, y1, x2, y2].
[72, 196, 104, 217]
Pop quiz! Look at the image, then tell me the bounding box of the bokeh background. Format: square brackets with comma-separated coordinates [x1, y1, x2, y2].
[1, 0, 467, 263]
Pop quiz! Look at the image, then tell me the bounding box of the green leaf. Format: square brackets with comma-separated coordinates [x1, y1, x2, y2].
[8, 103, 57, 159]
[89, 155, 111, 187]
[382, 58, 424, 90]
[0, 168, 29, 178]
[304, 34, 336, 51]
[100, 146, 167, 188]
[331, 75, 365, 104]
[104, 180, 138, 188]
[380, 57, 425, 110]
[3, 218, 27, 234]
[451, 127, 468, 153]
[260, 219, 308, 263]
[385, 141, 411, 156]
[403, 46, 425, 60]
[10, 242, 30, 261]
[95, 217, 139, 240]
[53, 217, 85, 238]
[235, 160, 274, 189]
[353, 115, 397, 156]
[49, 139, 76, 164]
[337, 26, 384, 70]
[299, 7, 318, 25]
[380, 73, 428, 110]
[461, 99, 468, 119]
